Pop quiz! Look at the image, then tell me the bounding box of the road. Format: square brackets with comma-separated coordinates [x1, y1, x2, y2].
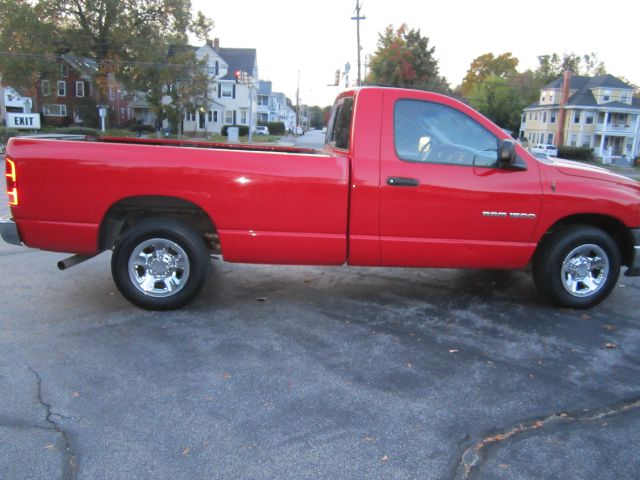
[1, 163, 639, 479]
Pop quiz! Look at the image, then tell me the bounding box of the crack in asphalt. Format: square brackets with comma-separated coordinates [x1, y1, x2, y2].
[28, 366, 78, 480]
[452, 396, 640, 480]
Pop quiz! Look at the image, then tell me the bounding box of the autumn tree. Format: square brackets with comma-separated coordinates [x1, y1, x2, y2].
[460, 52, 519, 97]
[366, 24, 449, 93]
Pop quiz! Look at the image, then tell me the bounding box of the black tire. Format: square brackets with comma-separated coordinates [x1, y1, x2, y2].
[533, 225, 620, 309]
[111, 218, 210, 310]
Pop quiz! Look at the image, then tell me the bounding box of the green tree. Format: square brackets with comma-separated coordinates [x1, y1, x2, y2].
[534, 52, 606, 84]
[466, 74, 533, 133]
[0, 0, 213, 101]
[160, 47, 210, 138]
[460, 52, 519, 97]
[366, 24, 449, 93]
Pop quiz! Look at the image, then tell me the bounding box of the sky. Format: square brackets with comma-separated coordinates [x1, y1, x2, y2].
[191, 0, 640, 107]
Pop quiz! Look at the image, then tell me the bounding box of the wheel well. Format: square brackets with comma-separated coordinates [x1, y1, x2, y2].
[538, 214, 634, 267]
[98, 196, 219, 253]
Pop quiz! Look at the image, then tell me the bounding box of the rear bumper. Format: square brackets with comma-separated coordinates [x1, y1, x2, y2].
[0, 216, 22, 246]
[625, 228, 640, 277]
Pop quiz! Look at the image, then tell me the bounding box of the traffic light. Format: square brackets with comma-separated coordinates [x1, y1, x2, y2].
[235, 70, 241, 83]
[334, 70, 340, 85]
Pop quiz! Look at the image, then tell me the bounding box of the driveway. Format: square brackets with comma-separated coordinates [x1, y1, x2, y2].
[1, 193, 638, 479]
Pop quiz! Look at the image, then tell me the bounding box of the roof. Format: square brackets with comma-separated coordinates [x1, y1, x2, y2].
[567, 89, 597, 106]
[216, 48, 257, 80]
[544, 74, 633, 91]
[61, 54, 98, 77]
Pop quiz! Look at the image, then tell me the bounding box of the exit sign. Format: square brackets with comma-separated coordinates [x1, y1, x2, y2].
[6, 113, 41, 130]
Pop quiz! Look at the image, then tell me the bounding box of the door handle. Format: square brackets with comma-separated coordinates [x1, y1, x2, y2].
[387, 176, 419, 187]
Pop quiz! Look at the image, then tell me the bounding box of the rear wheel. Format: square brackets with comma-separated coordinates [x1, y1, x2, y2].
[111, 218, 210, 310]
[533, 225, 620, 309]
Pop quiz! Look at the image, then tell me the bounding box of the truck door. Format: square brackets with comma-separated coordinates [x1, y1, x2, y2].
[379, 93, 542, 269]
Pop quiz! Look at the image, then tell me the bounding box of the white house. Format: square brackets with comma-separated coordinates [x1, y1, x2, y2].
[1, 78, 33, 127]
[181, 39, 258, 135]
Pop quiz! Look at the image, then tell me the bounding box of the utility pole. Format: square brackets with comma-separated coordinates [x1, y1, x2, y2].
[351, 0, 366, 86]
[295, 70, 300, 133]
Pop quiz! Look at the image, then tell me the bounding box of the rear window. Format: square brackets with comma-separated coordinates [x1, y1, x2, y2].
[325, 97, 354, 150]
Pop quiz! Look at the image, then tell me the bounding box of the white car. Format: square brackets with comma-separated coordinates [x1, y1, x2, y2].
[531, 144, 558, 157]
[254, 126, 269, 136]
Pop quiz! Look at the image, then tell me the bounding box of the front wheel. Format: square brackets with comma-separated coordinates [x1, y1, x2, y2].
[111, 218, 210, 310]
[533, 225, 620, 309]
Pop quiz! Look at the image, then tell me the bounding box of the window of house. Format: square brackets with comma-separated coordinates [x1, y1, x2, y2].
[57, 80, 66, 97]
[59, 64, 68, 77]
[41, 80, 51, 96]
[225, 110, 234, 124]
[75, 81, 85, 97]
[221, 84, 234, 98]
[529, 113, 532, 121]
[550, 111, 557, 123]
[542, 112, 547, 123]
[240, 110, 247, 124]
[73, 106, 84, 122]
[582, 135, 592, 148]
[585, 111, 594, 124]
[547, 133, 553, 144]
[186, 112, 196, 122]
[570, 134, 577, 147]
[603, 90, 610, 102]
[573, 111, 580, 123]
[44, 104, 67, 116]
[393, 99, 498, 167]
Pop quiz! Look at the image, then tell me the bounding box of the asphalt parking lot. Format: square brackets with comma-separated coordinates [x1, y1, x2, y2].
[1, 188, 639, 479]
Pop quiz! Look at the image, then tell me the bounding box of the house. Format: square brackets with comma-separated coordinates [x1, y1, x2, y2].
[520, 72, 640, 161]
[177, 39, 258, 135]
[33, 53, 133, 128]
[0, 80, 33, 126]
[257, 80, 296, 131]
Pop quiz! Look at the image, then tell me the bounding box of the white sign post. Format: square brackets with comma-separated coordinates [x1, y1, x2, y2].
[6, 113, 41, 130]
[98, 106, 108, 133]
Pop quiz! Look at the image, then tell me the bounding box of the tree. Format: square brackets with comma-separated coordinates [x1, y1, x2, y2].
[533, 52, 606, 84]
[460, 52, 519, 97]
[0, 0, 213, 101]
[465, 74, 533, 133]
[160, 47, 210, 138]
[366, 24, 449, 93]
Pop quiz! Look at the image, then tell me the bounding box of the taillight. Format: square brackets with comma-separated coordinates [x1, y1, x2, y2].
[5, 156, 18, 206]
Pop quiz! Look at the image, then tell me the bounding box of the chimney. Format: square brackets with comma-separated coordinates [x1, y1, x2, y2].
[214, 38, 220, 49]
[556, 70, 572, 147]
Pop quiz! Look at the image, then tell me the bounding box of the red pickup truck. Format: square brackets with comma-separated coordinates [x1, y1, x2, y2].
[2, 87, 639, 310]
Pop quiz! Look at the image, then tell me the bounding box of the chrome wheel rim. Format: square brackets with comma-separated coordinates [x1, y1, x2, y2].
[560, 244, 609, 298]
[128, 238, 190, 298]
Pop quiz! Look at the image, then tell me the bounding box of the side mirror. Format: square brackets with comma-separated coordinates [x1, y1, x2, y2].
[498, 139, 517, 168]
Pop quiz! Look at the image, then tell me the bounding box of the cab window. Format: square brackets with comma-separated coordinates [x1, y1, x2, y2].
[394, 99, 498, 167]
[326, 97, 354, 150]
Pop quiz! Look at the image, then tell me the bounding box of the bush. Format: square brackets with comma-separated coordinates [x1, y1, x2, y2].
[0, 127, 20, 144]
[557, 146, 594, 161]
[51, 127, 100, 137]
[258, 121, 285, 135]
[130, 124, 156, 133]
[221, 124, 250, 137]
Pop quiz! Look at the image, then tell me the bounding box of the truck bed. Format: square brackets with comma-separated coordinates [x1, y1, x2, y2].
[7, 136, 350, 264]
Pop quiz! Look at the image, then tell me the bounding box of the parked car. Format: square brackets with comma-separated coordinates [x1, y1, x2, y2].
[254, 126, 269, 136]
[295, 126, 304, 135]
[531, 144, 558, 157]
